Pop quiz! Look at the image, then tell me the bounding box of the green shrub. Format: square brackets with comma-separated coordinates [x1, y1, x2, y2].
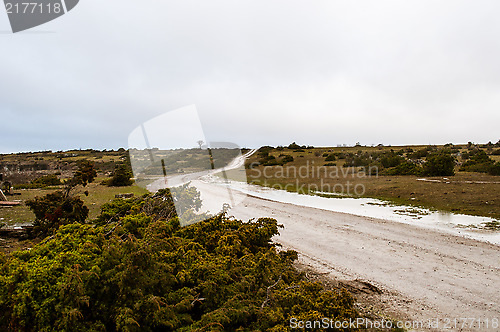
[460, 150, 495, 173]
[287, 142, 305, 150]
[0, 193, 360, 331]
[380, 153, 405, 168]
[15, 174, 62, 189]
[385, 161, 422, 176]
[343, 155, 372, 167]
[489, 162, 500, 176]
[325, 154, 336, 162]
[97, 197, 141, 224]
[25, 191, 89, 235]
[423, 151, 455, 176]
[281, 155, 294, 164]
[258, 150, 270, 158]
[107, 164, 133, 187]
[25, 161, 96, 236]
[258, 146, 274, 154]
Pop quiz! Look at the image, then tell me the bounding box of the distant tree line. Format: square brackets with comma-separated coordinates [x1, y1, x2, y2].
[248, 143, 500, 177]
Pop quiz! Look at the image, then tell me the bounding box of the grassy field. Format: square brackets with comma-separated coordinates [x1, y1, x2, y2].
[0, 149, 127, 185]
[1, 145, 499, 224]
[0, 179, 148, 225]
[245, 144, 500, 220]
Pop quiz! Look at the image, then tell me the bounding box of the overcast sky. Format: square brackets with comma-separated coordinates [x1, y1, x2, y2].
[1, 0, 499, 153]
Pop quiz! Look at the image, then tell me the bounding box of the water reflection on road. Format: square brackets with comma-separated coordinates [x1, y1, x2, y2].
[206, 176, 500, 245]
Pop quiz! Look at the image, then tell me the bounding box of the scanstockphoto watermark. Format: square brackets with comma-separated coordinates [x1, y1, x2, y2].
[128, 105, 251, 227]
[290, 318, 395, 330]
[3, 0, 80, 33]
[248, 161, 379, 196]
[290, 317, 500, 330]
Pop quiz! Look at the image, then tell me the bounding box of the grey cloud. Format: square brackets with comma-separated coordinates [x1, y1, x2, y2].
[1, 0, 499, 153]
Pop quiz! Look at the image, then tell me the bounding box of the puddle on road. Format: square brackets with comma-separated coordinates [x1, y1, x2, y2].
[206, 177, 500, 245]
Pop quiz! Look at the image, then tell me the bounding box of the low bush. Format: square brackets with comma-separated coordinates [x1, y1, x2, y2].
[379, 153, 405, 168]
[25, 161, 96, 236]
[106, 164, 134, 187]
[281, 155, 294, 164]
[423, 151, 455, 176]
[460, 150, 495, 174]
[488, 162, 500, 176]
[287, 142, 306, 150]
[385, 161, 422, 176]
[258, 146, 274, 153]
[336, 153, 346, 160]
[0, 189, 360, 331]
[15, 174, 62, 189]
[325, 154, 336, 162]
[25, 192, 88, 235]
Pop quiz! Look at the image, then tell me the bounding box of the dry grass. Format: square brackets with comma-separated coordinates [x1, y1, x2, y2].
[246, 146, 500, 220]
[0, 179, 148, 225]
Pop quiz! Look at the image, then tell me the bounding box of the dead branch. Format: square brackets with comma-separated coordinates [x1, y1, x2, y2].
[261, 275, 282, 309]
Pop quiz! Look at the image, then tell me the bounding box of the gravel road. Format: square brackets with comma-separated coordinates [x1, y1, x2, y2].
[191, 178, 500, 331]
[148, 150, 500, 331]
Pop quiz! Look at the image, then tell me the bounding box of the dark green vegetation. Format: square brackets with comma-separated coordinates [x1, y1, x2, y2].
[253, 148, 295, 167]
[422, 151, 455, 176]
[25, 161, 97, 236]
[0, 149, 145, 224]
[0, 149, 128, 183]
[318, 145, 495, 177]
[14, 174, 62, 189]
[129, 148, 241, 176]
[245, 141, 500, 219]
[460, 150, 500, 175]
[106, 164, 134, 187]
[0, 149, 366, 331]
[0, 181, 149, 225]
[246, 141, 500, 178]
[0, 188, 361, 331]
[26, 191, 89, 234]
